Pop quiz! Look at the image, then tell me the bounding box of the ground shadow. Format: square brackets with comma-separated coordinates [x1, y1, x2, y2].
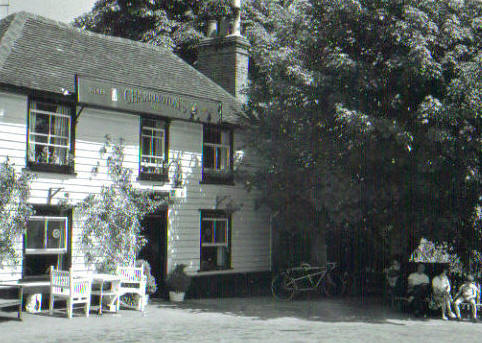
[0, 309, 21, 322]
[148, 295, 425, 325]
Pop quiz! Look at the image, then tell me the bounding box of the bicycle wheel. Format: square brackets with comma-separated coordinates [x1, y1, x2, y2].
[272, 272, 297, 300]
[321, 271, 345, 297]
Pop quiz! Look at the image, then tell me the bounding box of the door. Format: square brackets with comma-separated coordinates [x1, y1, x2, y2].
[138, 210, 167, 297]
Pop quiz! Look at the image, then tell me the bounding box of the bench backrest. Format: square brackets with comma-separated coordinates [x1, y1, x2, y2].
[116, 266, 146, 295]
[49, 266, 91, 298]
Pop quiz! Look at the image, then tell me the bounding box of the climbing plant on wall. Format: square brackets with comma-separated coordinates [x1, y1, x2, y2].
[78, 136, 168, 272]
[0, 158, 34, 266]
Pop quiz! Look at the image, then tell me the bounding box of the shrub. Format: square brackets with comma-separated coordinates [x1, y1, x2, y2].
[136, 259, 157, 295]
[166, 264, 191, 293]
[0, 158, 33, 266]
[78, 137, 167, 272]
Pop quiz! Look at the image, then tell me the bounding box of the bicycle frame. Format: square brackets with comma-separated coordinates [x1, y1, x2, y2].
[285, 263, 336, 292]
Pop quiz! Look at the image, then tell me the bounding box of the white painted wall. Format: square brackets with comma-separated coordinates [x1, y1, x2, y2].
[0, 90, 271, 281]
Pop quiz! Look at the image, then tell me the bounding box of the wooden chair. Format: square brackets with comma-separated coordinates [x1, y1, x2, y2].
[116, 266, 147, 311]
[460, 282, 482, 318]
[49, 266, 92, 319]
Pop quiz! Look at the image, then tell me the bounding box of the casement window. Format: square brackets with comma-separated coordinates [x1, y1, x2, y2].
[24, 207, 71, 277]
[202, 125, 233, 184]
[27, 100, 74, 173]
[200, 211, 231, 271]
[139, 118, 168, 181]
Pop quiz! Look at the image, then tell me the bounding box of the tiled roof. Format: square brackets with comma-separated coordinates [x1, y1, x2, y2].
[0, 12, 242, 123]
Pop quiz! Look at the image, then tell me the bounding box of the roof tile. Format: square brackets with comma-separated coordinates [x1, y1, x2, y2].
[0, 12, 242, 123]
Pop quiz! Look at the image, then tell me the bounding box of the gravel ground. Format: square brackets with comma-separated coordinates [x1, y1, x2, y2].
[1, 296, 482, 342]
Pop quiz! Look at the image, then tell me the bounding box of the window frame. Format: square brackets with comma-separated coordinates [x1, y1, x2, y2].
[26, 98, 75, 174]
[138, 117, 169, 181]
[25, 215, 68, 255]
[201, 125, 234, 185]
[23, 206, 73, 278]
[200, 210, 232, 271]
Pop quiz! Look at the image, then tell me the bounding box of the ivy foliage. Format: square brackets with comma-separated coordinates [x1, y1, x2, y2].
[0, 158, 33, 266]
[78, 137, 168, 272]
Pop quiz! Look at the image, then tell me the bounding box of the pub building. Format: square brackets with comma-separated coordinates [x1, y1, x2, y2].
[0, 5, 270, 296]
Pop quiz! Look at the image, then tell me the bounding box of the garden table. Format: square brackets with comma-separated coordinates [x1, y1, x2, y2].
[0, 280, 50, 320]
[90, 273, 121, 315]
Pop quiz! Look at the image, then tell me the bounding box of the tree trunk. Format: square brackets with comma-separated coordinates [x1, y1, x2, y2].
[310, 229, 327, 267]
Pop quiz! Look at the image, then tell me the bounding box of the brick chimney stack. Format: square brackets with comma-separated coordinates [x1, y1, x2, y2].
[197, 0, 250, 104]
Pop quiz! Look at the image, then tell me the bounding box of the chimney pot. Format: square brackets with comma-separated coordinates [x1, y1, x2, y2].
[207, 20, 218, 37]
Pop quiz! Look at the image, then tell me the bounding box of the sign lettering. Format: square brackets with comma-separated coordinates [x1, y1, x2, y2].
[77, 76, 222, 123]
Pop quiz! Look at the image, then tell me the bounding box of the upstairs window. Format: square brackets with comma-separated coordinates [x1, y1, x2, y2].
[202, 125, 233, 184]
[200, 211, 231, 271]
[27, 100, 74, 173]
[139, 118, 168, 181]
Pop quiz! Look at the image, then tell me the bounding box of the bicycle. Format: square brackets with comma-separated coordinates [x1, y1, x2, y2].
[271, 262, 346, 301]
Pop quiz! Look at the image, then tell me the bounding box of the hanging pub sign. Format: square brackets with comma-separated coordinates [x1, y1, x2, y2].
[76, 75, 223, 123]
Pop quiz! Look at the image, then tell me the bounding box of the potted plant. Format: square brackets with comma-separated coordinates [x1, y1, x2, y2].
[166, 264, 191, 302]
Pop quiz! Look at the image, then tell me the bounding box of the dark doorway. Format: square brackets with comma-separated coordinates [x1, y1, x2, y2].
[138, 210, 167, 297]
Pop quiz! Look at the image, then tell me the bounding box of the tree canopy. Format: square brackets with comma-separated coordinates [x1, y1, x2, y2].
[74, 0, 235, 64]
[243, 0, 482, 266]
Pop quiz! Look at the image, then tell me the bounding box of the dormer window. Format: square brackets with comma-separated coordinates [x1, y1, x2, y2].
[27, 100, 74, 174]
[139, 118, 168, 181]
[202, 125, 233, 184]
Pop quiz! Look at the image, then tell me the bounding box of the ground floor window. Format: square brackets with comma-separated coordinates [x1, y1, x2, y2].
[200, 210, 231, 271]
[23, 206, 71, 277]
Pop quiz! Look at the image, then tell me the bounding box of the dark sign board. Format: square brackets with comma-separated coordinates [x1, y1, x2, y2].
[76, 76, 222, 123]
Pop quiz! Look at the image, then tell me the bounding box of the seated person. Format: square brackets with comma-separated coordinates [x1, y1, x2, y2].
[453, 274, 479, 322]
[407, 264, 430, 316]
[385, 260, 403, 297]
[386, 260, 401, 289]
[432, 268, 456, 320]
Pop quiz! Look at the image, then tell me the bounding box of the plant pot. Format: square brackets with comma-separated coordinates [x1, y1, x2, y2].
[169, 291, 185, 302]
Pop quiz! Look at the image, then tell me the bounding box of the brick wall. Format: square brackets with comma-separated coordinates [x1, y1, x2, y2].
[197, 35, 250, 104]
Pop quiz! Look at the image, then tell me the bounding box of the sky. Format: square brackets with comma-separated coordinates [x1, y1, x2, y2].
[4, 0, 97, 23]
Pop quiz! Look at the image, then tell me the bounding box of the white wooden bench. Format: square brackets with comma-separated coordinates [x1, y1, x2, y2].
[49, 267, 92, 319]
[116, 266, 147, 311]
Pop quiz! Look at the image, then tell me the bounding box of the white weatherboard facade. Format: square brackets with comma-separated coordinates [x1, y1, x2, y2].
[0, 89, 271, 282]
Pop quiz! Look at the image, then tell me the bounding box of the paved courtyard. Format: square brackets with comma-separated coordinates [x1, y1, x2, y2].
[1, 296, 482, 342]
